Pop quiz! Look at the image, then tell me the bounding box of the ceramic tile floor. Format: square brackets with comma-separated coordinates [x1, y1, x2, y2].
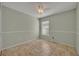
[0, 39, 77, 56]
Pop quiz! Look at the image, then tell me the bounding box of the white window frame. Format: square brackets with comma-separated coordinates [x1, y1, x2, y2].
[40, 20, 49, 36]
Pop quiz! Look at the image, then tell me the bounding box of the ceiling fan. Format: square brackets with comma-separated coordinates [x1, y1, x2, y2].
[36, 3, 50, 14]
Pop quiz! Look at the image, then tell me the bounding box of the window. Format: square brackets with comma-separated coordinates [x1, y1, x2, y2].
[41, 20, 49, 36]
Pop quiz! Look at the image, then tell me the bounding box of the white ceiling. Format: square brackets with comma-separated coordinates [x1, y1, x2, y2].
[2, 2, 77, 18]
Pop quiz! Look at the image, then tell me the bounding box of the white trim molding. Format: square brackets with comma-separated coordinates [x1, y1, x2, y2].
[54, 30, 76, 34]
[1, 39, 37, 50]
[0, 31, 34, 34]
[0, 30, 76, 34]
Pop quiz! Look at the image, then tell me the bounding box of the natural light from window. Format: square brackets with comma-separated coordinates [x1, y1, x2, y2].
[41, 20, 49, 36]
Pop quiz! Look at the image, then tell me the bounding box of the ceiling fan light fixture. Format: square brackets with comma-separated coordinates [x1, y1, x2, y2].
[38, 8, 44, 14]
[36, 5, 44, 14]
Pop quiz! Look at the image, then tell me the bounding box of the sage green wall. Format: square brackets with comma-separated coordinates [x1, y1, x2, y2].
[76, 3, 79, 54]
[40, 9, 76, 47]
[2, 6, 39, 49]
[0, 3, 2, 50]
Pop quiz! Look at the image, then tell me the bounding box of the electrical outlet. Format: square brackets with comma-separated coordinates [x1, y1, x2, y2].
[52, 37, 54, 39]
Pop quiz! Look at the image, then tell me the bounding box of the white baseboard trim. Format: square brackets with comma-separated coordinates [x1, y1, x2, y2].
[2, 39, 75, 50]
[40, 39, 75, 48]
[1, 39, 37, 50]
[55, 41, 75, 48]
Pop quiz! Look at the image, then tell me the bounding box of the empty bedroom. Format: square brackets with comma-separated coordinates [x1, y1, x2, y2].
[0, 2, 79, 56]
